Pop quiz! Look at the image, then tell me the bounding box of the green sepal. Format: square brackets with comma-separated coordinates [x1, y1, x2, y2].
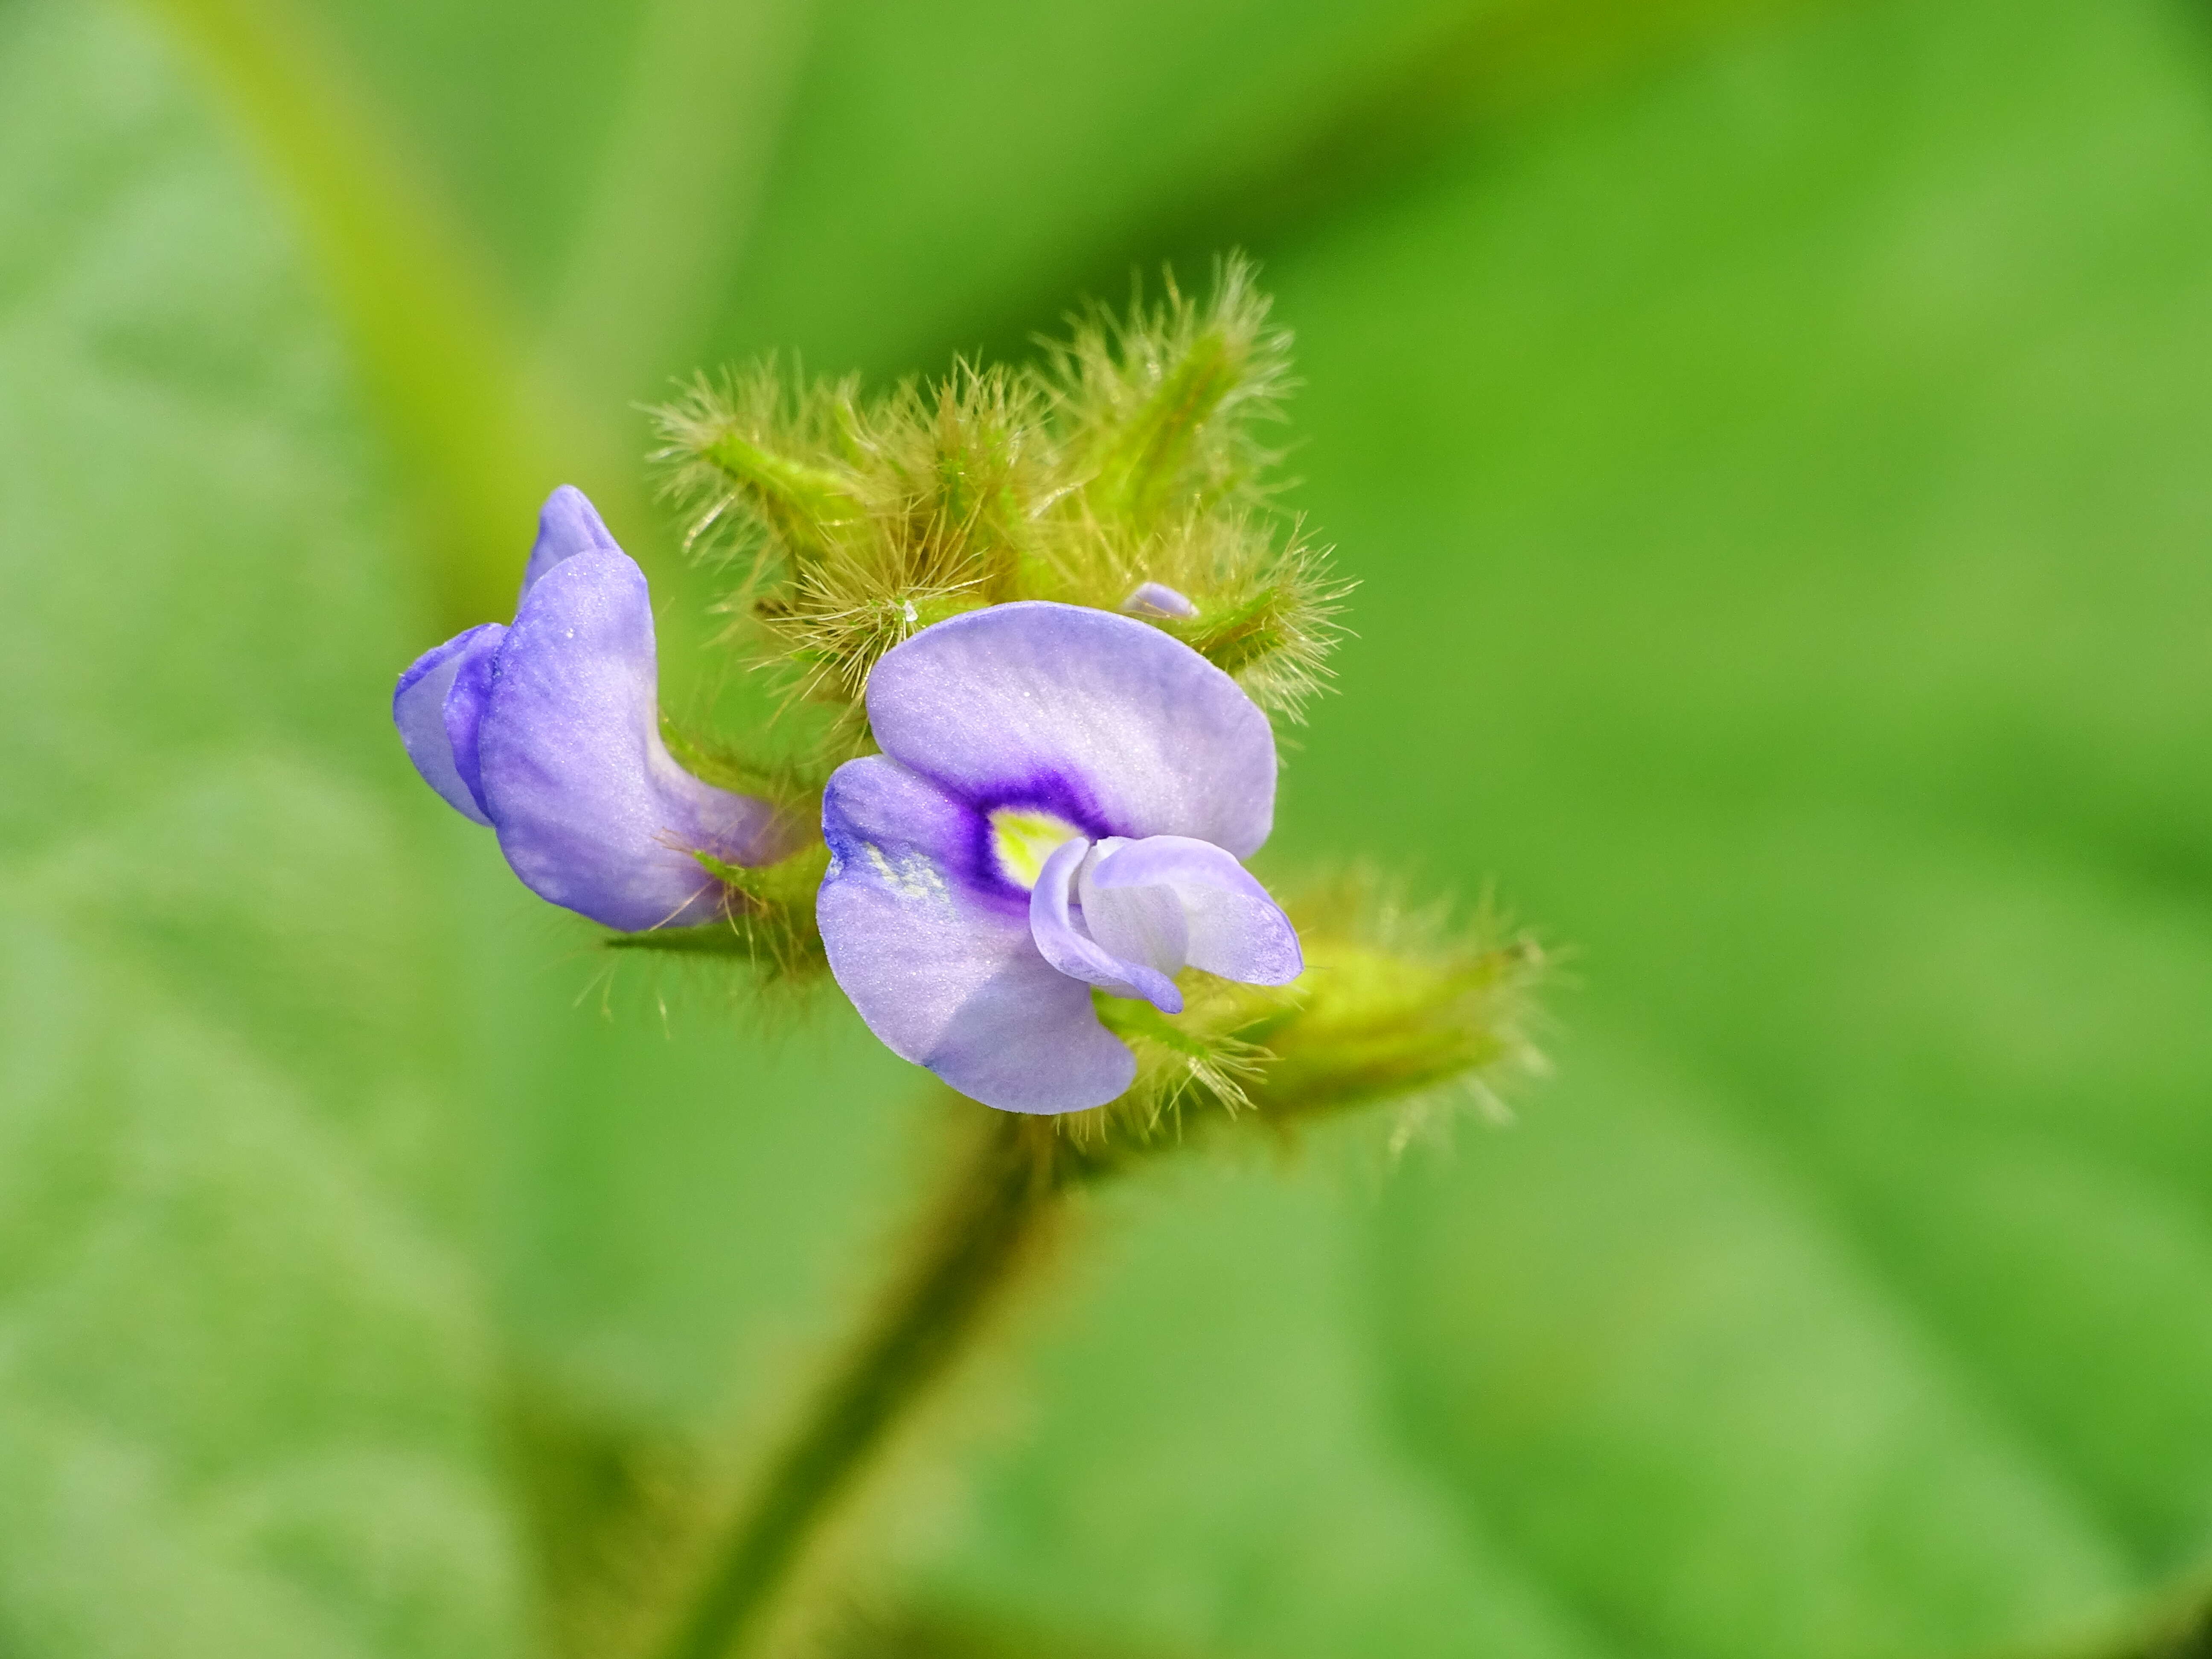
[1257, 939, 1538, 1118]
[1162, 582, 1307, 678]
[693, 428, 863, 561]
[1085, 328, 1243, 529]
[690, 842, 828, 908]
[600, 843, 832, 983]
[652, 367, 870, 567]
[1053, 256, 1292, 533]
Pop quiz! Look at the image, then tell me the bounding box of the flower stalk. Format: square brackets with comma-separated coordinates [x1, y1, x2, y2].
[657, 1109, 1095, 1659]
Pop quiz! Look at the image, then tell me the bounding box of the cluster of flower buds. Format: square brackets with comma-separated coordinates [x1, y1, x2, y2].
[394, 263, 1538, 1134]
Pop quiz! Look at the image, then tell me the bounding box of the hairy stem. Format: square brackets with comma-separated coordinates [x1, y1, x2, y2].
[658, 1109, 1089, 1659]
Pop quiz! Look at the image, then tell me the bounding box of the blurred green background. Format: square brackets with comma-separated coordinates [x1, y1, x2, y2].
[5, 0, 2212, 1653]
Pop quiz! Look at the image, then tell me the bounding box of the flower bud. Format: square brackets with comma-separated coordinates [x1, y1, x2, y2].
[649, 257, 1339, 730]
[1082, 869, 1544, 1151]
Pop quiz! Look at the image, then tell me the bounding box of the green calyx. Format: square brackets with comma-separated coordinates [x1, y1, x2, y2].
[692, 428, 863, 561]
[602, 842, 832, 984]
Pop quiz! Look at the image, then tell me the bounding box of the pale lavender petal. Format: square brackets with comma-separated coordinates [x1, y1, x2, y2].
[865, 602, 1276, 857]
[479, 550, 792, 931]
[1085, 834, 1303, 986]
[442, 623, 507, 818]
[1121, 581, 1197, 619]
[820, 757, 1136, 1113]
[1072, 839, 1189, 981]
[393, 623, 504, 826]
[519, 484, 621, 602]
[1028, 839, 1181, 1012]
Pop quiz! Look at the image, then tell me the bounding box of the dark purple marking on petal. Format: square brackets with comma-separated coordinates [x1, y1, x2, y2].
[826, 754, 1123, 915]
[866, 602, 1277, 858]
[822, 752, 1022, 919]
[821, 754, 978, 892]
[818, 757, 1136, 1113]
[958, 771, 1117, 907]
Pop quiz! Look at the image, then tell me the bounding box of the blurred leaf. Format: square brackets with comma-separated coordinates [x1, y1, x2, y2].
[711, 0, 1819, 378]
[880, 1157, 1613, 1659]
[308, 0, 1810, 390]
[1267, 0, 2212, 1650]
[825, 0, 2212, 1655]
[22, 0, 2212, 1651]
[0, 4, 521, 1653]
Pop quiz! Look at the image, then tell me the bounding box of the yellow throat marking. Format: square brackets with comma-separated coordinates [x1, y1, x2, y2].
[990, 809, 1083, 890]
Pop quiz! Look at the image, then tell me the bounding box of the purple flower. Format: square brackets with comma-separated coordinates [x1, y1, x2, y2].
[393, 486, 794, 931]
[818, 602, 1302, 1114]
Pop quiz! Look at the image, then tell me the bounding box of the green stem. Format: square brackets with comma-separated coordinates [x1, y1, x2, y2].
[658, 1109, 1089, 1659]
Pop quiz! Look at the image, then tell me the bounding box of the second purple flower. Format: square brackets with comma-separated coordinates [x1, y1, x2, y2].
[818, 602, 1303, 1115]
[393, 486, 795, 931]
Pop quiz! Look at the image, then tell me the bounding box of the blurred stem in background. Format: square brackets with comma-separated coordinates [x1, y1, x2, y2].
[133, 0, 818, 633]
[135, 0, 611, 629]
[650, 901, 1541, 1657]
[552, 0, 815, 408]
[658, 1109, 1070, 1659]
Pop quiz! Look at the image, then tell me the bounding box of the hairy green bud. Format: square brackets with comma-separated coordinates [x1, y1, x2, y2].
[1053, 258, 1292, 530]
[649, 256, 1339, 746]
[1070, 867, 1545, 1154]
[654, 367, 868, 562]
